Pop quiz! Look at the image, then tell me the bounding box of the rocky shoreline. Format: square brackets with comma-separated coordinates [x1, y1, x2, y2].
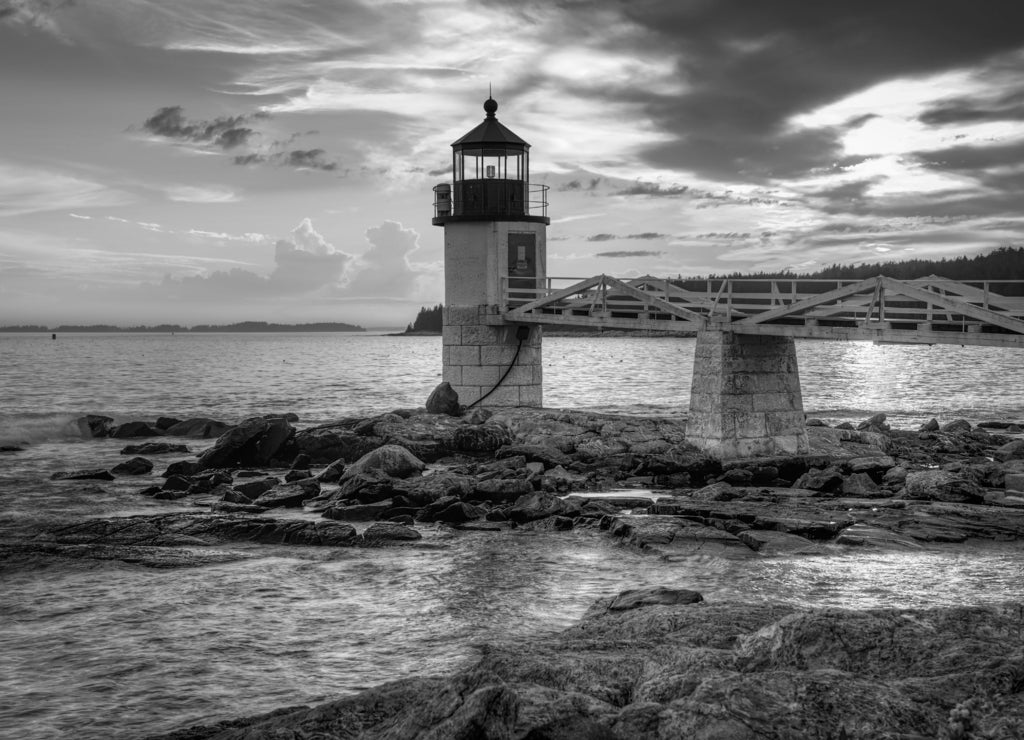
[6, 398, 1024, 737]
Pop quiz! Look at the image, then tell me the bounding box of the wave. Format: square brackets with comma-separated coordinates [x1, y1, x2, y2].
[0, 412, 124, 446]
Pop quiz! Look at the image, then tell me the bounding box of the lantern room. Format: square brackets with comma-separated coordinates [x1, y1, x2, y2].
[433, 97, 549, 225]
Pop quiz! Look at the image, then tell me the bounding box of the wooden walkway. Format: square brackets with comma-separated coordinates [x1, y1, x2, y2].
[500, 275, 1024, 348]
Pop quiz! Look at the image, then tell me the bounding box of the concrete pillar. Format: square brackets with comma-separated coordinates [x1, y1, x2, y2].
[687, 330, 808, 458]
[443, 306, 542, 407]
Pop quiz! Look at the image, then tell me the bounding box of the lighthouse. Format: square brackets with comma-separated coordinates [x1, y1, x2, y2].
[432, 96, 549, 407]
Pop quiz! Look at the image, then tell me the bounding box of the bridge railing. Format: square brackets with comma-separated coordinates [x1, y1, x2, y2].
[501, 275, 1024, 345]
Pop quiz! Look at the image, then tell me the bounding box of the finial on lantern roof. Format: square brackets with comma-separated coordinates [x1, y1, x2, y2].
[484, 85, 497, 117]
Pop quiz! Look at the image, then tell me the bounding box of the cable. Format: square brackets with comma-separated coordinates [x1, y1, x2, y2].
[466, 325, 530, 409]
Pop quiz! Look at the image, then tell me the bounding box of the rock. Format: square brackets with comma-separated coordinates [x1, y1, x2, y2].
[607, 587, 704, 611]
[361, 522, 422, 544]
[857, 412, 889, 432]
[496, 443, 572, 468]
[883, 466, 908, 486]
[162, 474, 191, 491]
[284, 469, 311, 482]
[425, 381, 461, 416]
[396, 473, 475, 505]
[433, 501, 484, 524]
[289, 452, 311, 470]
[75, 414, 116, 438]
[841, 471, 881, 496]
[846, 455, 895, 474]
[50, 468, 114, 481]
[508, 491, 578, 524]
[540, 465, 587, 492]
[121, 442, 189, 455]
[197, 417, 294, 470]
[314, 458, 346, 483]
[805, 418, 827, 427]
[323, 501, 394, 521]
[163, 460, 201, 478]
[834, 522, 922, 549]
[253, 480, 319, 508]
[792, 466, 844, 494]
[719, 467, 753, 485]
[609, 515, 754, 558]
[232, 477, 278, 499]
[154, 416, 182, 431]
[472, 478, 534, 504]
[450, 423, 512, 452]
[163, 418, 232, 438]
[1006, 472, 1024, 493]
[111, 421, 164, 438]
[736, 529, 825, 555]
[994, 440, 1024, 463]
[689, 482, 739, 502]
[111, 457, 154, 475]
[0, 445, 24, 452]
[341, 444, 425, 480]
[918, 417, 940, 432]
[902, 470, 984, 504]
[941, 418, 973, 434]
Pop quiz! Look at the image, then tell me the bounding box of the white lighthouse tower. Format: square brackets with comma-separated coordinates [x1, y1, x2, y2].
[432, 96, 549, 407]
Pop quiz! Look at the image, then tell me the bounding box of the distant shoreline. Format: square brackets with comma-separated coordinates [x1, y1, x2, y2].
[0, 321, 366, 334]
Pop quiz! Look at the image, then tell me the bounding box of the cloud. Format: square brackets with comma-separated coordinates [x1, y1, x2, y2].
[0, 0, 73, 36]
[165, 185, 239, 203]
[594, 250, 664, 258]
[586, 232, 669, 242]
[0, 162, 132, 216]
[142, 106, 259, 150]
[140, 106, 340, 171]
[586, 233, 616, 242]
[612, 181, 689, 197]
[343, 220, 428, 298]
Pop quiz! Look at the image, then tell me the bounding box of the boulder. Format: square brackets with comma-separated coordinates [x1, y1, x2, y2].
[111, 457, 153, 475]
[508, 491, 578, 524]
[154, 416, 182, 431]
[163, 460, 201, 478]
[607, 587, 704, 612]
[792, 466, 844, 494]
[902, 470, 984, 504]
[232, 477, 279, 500]
[163, 418, 232, 438]
[846, 455, 895, 474]
[471, 478, 534, 504]
[397, 473, 476, 505]
[323, 502, 394, 521]
[197, 417, 294, 470]
[74, 414, 115, 438]
[918, 418, 940, 432]
[425, 381, 461, 416]
[293, 424, 383, 463]
[941, 418, 972, 434]
[111, 421, 164, 438]
[361, 522, 423, 545]
[736, 529, 825, 555]
[434, 501, 485, 524]
[50, 468, 114, 481]
[162, 475, 191, 491]
[314, 458, 347, 483]
[841, 472, 881, 496]
[341, 444, 425, 481]
[121, 442, 190, 455]
[689, 482, 740, 502]
[253, 479, 320, 508]
[994, 440, 1024, 463]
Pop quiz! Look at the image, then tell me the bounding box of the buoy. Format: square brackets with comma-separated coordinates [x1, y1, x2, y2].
[51, 333, 56, 340]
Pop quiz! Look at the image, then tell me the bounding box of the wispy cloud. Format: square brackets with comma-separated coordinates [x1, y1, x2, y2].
[0, 163, 132, 217]
[165, 185, 240, 203]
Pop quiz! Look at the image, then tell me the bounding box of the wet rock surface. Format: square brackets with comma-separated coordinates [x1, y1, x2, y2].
[146, 593, 1024, 740]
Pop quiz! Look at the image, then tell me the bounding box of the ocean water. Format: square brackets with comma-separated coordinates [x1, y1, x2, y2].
[2, 332, 1024, 739]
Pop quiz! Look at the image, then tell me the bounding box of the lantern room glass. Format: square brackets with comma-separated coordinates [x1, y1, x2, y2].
[453, 148, 527, 183]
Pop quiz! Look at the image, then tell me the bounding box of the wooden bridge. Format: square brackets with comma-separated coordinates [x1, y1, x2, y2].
[501, 274, 1024, 349]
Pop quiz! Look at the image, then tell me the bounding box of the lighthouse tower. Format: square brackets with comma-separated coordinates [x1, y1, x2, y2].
[432, 96, 549, 407]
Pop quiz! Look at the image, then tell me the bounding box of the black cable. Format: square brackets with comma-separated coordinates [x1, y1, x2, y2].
[466, 325, 529, 409]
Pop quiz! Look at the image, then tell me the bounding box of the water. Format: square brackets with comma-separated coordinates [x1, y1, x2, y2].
[1, 332, 1023, 739]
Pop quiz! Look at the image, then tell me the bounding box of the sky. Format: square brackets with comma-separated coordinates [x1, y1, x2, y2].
[2, 0, 1023, 329]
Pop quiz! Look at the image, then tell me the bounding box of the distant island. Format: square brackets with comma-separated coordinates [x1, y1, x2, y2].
[401, 304, 443, 335]
[0, 321, 365, 333]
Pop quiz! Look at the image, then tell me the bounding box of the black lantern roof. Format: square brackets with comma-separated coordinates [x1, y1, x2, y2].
[451, 97, 529, 150]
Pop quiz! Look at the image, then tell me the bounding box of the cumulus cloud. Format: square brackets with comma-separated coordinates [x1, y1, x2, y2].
[342, 220, 427, 298]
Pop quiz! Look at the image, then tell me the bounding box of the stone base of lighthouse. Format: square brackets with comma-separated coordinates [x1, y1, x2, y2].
[442, 306, 542, 408]
[686, 330, 809, 459]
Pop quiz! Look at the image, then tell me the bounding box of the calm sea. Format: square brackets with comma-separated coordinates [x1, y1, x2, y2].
[1, 332, 1023, 739]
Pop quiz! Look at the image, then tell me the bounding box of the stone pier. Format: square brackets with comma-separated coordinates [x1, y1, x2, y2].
[442, 306, 542, 407]
[687, 330, 809, 458]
